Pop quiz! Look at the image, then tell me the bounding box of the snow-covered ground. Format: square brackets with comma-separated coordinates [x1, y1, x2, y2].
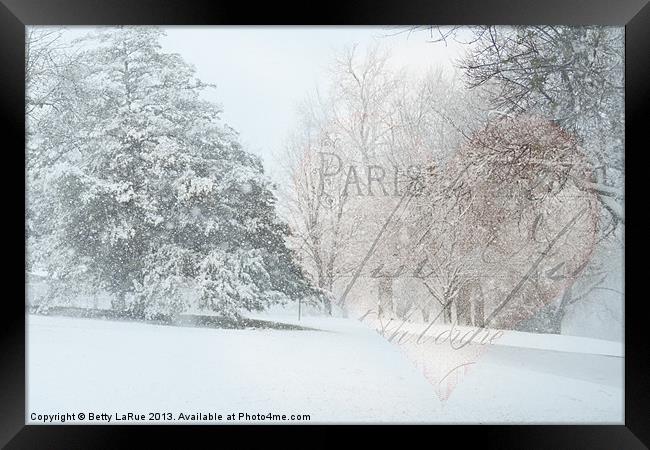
[27, 313, 623, 424]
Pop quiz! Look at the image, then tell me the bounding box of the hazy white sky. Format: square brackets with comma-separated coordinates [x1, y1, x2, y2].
[49, 26, 465, 181]
[159, 27, 465, 179]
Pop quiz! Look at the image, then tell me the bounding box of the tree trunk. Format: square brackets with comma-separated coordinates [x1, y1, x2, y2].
[377, 277, 394, 318]
[322, 296, 333, 316]
[318, 276, 333, 316]
[456, 285, 472, 325]
[473, 287, 485, 328]
[443, 299, 453, 324]
[111, 292, 126, 312]
[421, 307, 430, 322]
[549, 285, 572, 334]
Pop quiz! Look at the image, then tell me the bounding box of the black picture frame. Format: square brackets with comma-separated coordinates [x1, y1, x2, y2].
[1, 0, 646, 448]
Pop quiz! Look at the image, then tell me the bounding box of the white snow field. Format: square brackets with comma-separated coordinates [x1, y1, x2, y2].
[27, 313, 623, 424]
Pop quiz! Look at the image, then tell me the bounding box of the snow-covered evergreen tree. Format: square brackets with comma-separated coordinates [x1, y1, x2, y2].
[28, 27, 322, 320]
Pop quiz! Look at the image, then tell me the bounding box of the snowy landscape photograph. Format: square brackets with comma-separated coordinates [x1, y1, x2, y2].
[25, 25, 625, 424]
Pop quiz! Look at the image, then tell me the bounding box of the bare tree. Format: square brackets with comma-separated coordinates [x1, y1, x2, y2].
[454, 115, 601, 332]
[412, 26, 624, 228]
